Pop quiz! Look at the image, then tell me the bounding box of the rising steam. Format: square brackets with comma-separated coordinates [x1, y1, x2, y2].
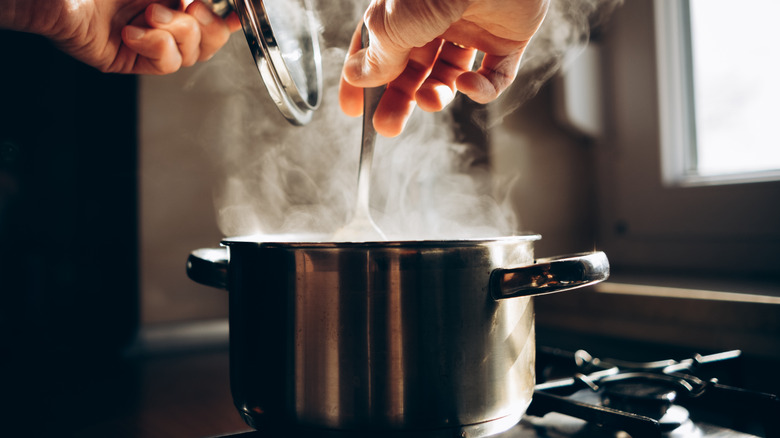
[490, 0, 624, 127]
[190, 0, 622, 241]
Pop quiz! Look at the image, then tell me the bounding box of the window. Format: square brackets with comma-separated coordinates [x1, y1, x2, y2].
[533, 0, 780, 355]
[593, 0, 780, 277]
[656, 0, 780, 186]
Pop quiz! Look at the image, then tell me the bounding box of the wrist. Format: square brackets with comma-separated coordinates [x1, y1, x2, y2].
[1, 0, 67, 36]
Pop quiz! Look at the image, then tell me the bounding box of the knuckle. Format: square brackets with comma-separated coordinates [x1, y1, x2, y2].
[182, 45, 202, 67]
[152, 41, 183, 74]
[176, 18, 201, 42]
[158, 60, 182, 75]
[197, 31, 229, 62]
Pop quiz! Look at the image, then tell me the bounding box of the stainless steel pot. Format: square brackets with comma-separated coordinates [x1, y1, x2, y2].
[187, 235, 609, 437]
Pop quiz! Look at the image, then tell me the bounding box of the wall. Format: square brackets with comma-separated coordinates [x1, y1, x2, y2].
[139, 40, 239, 324]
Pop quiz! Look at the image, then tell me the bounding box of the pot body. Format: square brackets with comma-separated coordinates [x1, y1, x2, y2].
[187, 236, 610, 436]
[225, 237, 538, 435]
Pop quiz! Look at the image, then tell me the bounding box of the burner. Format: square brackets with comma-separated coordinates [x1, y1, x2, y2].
[602, 381, 677, 419]
[521, 405, 700, 438]
[527, 348, 780, 438]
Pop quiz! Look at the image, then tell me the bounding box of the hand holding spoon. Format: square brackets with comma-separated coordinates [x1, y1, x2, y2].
[332, 25, 387, 242]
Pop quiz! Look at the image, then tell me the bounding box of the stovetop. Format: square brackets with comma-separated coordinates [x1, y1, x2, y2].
[513, 347, 778, 437]
[217, 347, 779, 438]
[221, 418, 760, 438]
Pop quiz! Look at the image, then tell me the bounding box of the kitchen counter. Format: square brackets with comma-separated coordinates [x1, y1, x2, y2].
[3, 322, 251, 438]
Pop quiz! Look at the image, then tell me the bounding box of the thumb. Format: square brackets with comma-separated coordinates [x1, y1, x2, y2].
[342, 22, 410, 88]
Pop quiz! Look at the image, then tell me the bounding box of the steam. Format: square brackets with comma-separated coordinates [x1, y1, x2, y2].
[194, 43, 363, 238]
[490, 0, 624, 127]
[190, 0, 621, 241]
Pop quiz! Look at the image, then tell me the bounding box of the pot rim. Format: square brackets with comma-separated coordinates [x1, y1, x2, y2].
[221, 233, 542, 249]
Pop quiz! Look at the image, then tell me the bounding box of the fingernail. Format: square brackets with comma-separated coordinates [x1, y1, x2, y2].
[125, 25, 146, 40]
[193, 4, 214, 25]
[152, 4, 173, 24]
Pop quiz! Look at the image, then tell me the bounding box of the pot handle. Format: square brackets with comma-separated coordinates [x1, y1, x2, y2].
[186, 248, 229, 290]
[490, 251, 609, 300]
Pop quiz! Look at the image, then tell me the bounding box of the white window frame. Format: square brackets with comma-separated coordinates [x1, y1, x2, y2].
[594, 0, 780, 277]
[655, 0, 780, 186]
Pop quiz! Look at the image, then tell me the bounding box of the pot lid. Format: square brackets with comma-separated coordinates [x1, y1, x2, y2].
[233, 0, 323, 125]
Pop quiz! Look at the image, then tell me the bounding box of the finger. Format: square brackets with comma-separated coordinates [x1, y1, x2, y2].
[185, 1, 239, 62]
[342, 22, 411, 87]
[415, 42, 477, 112]
[373, 40, 442, 137]
[145, 3, 201, 67]
[225, 13, 242, 33]
[339, 78, 364, 118]
[456, 51, 523, 104]
[344, 0, 472, 87]
[122, 25, 183, 74]
[339, 23, 366, 117]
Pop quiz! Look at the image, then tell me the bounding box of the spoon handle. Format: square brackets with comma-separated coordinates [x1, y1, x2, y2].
[361, 25, 386, 120]
[356, 25, 385, 216]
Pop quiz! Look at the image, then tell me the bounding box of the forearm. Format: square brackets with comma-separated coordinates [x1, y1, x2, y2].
[0, 0, 67, 36]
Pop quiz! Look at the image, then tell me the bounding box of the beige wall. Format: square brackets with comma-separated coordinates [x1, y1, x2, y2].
[138, 42, 237, 324]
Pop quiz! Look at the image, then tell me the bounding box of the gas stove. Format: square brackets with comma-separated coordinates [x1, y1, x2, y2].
[217, 346, 778, 438]
[517, 347, 778, 437]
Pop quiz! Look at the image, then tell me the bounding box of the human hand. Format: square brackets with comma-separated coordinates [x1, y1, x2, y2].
[4, 0, 240, 74]
[339, 0, 549, 137]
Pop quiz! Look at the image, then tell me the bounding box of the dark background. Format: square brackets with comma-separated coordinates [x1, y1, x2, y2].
[1, 30, 140, 431]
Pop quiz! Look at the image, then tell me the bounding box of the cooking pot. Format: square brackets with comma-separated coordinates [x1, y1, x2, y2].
[187, 235, 609, 437]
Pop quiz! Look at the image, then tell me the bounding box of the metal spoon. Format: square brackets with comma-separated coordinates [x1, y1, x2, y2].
[332, 26, 387, 241]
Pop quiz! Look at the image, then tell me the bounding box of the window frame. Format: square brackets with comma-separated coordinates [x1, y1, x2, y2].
[594, 0, 780, 277]
[655, 0, 780, 186]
